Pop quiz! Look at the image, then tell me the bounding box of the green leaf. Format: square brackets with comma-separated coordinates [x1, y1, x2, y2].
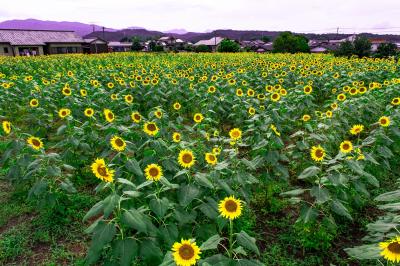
[331, 199, 352, 220]
[298, 166, 320, 179]
[86, 222, 116, 264]
[113, 239, 138, 266]
[159, 251, 175, 266]
[299, 204, 318, 223]
[200, 234, 222, 250]
[46, 165, 61, 177]
[139, 240, 163, 265]
[83, 201, 104, 222]
[236, 231, 260, 255]
[178, 184, 200, 207]
[310, 186, 330, 204]
[117, 178, 136, 188]
[280, 188, 306, 197]
[375, 190, 400, 202]
[149, 197, 169, 218]
[123, 191, 142, 198]
[345, 244, 381, 260]
[60, 178, 77, 193]
[56, 124, 67, 135]
[122, 209, 147, 233]
[125, 159, 143, 177]
[195, 173, 214, 189]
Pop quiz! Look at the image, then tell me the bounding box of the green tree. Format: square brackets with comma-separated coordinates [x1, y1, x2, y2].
[131, 37, 143, 51]
[149, 41, 164, 52]
[334, 41, 354, 57]
[353, 36, 371, 57]
[195, 44, 212, 53]
[272, 32, 309, 53]
[217, 39, 240, 52]
[261, 36, 271, 43]
[376, 43, 398, 58]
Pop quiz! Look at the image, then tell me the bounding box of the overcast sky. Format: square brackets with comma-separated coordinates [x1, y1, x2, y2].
[1, 0, 399, 33]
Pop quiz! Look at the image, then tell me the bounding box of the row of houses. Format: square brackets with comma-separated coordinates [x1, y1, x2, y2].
[0, 29, 134, 56]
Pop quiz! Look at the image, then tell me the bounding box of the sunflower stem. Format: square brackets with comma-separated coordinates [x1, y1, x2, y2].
[229, 219, 233, 258]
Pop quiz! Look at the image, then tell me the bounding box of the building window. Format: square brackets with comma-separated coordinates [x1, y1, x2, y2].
[3, 47, 8, 53]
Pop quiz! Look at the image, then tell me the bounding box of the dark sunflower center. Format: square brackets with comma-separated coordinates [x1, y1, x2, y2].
[272, 94, 278, 99]
[182, 153, 193, 164]
[208, 155, 216, 161]
[305, 88, 310, 92]
[315, 149, 324, 158]
[127, 96, 132, 101]
[178, 244, 195, 260]
[355, 128, 360, 132]
[65, 89, 70, 94]
[232, 131, 239, 138]
[388, 242, 400, 254]
[134, 114, 140, 120]
[115, 138, 124, 147]
[195, 115, 201, 121]
[32, 139, 41, 147]
[108, 113, 114, 119]
[225, 200, 238, 212]
[97, 165, 107, 177]
[350, 89, 356, 93]
[175, 135, 180, 140]
[61, 111, 67, 116]
[394, 99, 399, 103]
[149, 167, 159, 177]
[343, 144, 350, 150]
[87, 110, 92, 115]
[380, 119, 387, 124]
[32, 100, 37, 105]
[147, 124, 156, 131]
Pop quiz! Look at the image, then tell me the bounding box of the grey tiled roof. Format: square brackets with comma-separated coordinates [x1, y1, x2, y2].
[0, 29, 84, 45]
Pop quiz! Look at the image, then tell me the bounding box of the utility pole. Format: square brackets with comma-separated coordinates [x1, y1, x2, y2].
[102, 27, 105, 40]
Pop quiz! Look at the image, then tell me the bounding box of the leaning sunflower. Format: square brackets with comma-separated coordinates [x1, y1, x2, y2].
[172, 239, 201, 266]
[310, 145, 326, 162]
[143, 122, 159, 136]
[172, 132, 181, 143]
[391, 97, 400, 106]
[91, 158, 114, 183]
[2, 121, 11, 134]
[349, 124, 364, 135]
[379, 116, 391, 127]
[193, 113, 204, 123]
[379, 236, 400, 263]
[27, 136, 44, 150]
[58, 108, 71, 119]
[340, 140, 353, 153]
[144, 163, 163, 182]
[110, 136, 126, 152]
[131, 112, 141, 123]
[218, 196, 242, 220]
[229, 128, 242, 140]
[178, 149, 195, 168]
[103, 109, 115, 123]
[205, 152, 217, 166]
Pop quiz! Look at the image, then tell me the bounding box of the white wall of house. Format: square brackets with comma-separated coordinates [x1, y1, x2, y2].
[0, 44, 13, 56]
[13, 46, 44, 56]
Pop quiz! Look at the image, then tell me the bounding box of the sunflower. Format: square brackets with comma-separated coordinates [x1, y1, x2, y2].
[212, 147, 221, 155]
[270, 124, 281, 136]
[143, 122, 159, 136]
[392, 97, 400, 106]
[104, 109, 115, 123]
[193, 113, 204, 123]
[172, 239, 201, 266]
[229, 128, 242, 140]
[30, 99, 39, 107]
[271, 92, 281, 102]
[178, 149, 195, 168]
[173, 102, 181, 110]
[144, 163, 163, 181]
[84, 108, 94, 117]
[208, 86, 216, 93]
[111, 94, 118, 100]
[337, 93, 346, 101]
[379, 236, 400, 263]
[331, 103, 338, 110]
[124, 94, 133, 104]
[80, 89, 87, 97]
[310, 145, 326, 162]
[302, 114, 311, 122]
[236, 88, 243, 97]
[248, 107, 256, 116]
[247, 89, 255, 97]
[131, 112, 141, 123]
[340, 140, 353, 153]
[349, 124, 364, 135]
[205, 152, 217, 166]
[110, 136, 126, 152]
[218, 196, 242, 220]
[173, 132, 181, 143]
[304, 85, 312, 94]
[27, 136, 43, 150]
[58, 108, 71, 118]
[62, 87, 71, 96]
[2, 121, 11, 134]
[107, 82, 114, 89]
[91, 158, 114, 183]
[326, 110, 333, 118]
[379, 116, 390, 127]
[155, 110, 163, 119]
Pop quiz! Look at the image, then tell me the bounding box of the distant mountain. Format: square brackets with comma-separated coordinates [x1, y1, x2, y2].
[164, 29, 188, 34]
[0, 19, 117, 36]
[85, 28, 164, 41]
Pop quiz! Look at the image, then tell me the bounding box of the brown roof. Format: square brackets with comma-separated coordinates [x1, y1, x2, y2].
[0, 29, 83, 45]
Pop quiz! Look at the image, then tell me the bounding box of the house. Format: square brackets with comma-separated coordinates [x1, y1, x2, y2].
[310, 46, 328, 53]
[194, 37, 224, 51]
[369, 39, 387, 52]
[83, 38, 108, 54]
[108, 42, 132, 52]
[0, 29, 83, 56]
[156, 36, 187, 51]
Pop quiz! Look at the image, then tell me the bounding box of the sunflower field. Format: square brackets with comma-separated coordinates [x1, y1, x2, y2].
[0, 52, 400, 265]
